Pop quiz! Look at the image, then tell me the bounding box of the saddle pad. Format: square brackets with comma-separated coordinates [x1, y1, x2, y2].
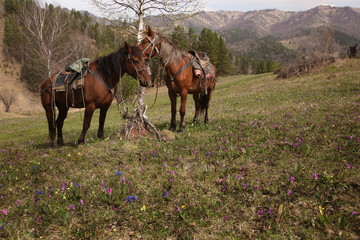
[54, 76, 84, 92]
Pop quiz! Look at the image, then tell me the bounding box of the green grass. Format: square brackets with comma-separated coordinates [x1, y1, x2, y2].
[0, 59, 359, 239]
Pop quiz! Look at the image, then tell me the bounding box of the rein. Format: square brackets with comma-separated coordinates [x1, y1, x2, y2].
[84, 65, 112, 91]
[169, 57, 195, 82]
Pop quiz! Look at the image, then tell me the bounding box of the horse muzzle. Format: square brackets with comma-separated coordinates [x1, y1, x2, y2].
[139, 79, 149, 87]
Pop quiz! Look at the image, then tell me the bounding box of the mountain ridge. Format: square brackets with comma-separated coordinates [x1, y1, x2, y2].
[146, 5, 360, 62]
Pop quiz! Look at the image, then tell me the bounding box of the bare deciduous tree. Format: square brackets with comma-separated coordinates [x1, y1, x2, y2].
[91, 0, 203, 139]
[20, 1, 87, 90]
[0, 89, 16, 112]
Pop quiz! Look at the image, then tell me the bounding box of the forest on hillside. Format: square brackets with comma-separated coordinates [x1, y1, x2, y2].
[2, 0, 283, 94]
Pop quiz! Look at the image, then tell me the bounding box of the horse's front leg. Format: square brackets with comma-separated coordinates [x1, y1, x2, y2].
[97, 104, 110, 139]
[78, 104, 95, 144]
[168, 90, 177, 131]
[192, 93, 200, 124]
[178, 91, 188, 132]
[56, 105, 69, 146]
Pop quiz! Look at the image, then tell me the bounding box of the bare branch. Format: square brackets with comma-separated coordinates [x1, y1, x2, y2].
[0, 89, 17, 112]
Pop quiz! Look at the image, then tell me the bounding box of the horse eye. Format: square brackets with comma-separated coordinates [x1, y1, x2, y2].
[132, 58, 139, 64]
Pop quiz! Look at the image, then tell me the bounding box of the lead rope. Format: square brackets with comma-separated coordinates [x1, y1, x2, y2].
[149, 61, 162, 109]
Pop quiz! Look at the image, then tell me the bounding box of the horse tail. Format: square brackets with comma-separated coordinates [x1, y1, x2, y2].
[199, 93, 208, 115]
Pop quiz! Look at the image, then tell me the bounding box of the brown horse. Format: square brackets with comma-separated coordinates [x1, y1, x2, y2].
[40, 42, 151, 147]
[137, 27, 216, 132]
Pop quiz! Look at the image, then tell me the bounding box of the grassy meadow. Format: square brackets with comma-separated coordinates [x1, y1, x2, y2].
[0, 59, 359, 239]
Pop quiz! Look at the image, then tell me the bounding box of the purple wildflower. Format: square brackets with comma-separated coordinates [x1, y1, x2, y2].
[312, 173, 318, 180]
[290, 176, 295, 181]
[69, 204, 75, 210]
[0, 222, 6, 229]
[257, 210, 264, 215]
[115, 171, 122, 176]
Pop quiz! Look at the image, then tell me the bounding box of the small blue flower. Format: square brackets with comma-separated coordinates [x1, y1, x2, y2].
[125, 196, 138, 202]
[0, 222, 6, 229]
[72, 182, 80, 188]
[162, 191, 169, 197]
[115, 171, 123, 177]
[35, 191, 43, 195]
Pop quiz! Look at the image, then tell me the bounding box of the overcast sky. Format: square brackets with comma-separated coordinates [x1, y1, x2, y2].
[44, 0, 360, 16]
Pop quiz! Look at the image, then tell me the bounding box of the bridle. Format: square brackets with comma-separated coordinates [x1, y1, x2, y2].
[127, 54, 151, 82]
[140, 35, 160, 60]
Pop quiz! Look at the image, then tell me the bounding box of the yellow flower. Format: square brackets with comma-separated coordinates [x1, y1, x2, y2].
[318, 206, 324, 215]
[68, 154, 71, 157]
[77, 152, 81, 156]
[140, 205, 147, 211]
[181, 205, 186, 209]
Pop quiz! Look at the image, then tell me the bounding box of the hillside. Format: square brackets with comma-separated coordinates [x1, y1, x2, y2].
[0, 58, 359, 239]
[0, 17, 42, 118]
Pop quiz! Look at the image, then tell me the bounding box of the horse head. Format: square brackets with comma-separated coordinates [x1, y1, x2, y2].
[124, 41, 151, 87]
[137, 26, 160, 60]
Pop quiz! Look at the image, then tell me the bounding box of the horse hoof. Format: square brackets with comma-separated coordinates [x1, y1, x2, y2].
[192, 118, 200, 124]
[169, 126, 176, 132]
[177, 128, 185, 133]
[57, 139, 64, 146]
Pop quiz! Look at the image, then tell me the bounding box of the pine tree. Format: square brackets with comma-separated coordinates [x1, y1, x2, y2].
[188, 27, 198, 50]
[217, 37, 232, 75]
[171, 26, 189, 50]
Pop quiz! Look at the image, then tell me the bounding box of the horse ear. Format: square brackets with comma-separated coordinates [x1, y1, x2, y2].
[147, 26, 154, 37]
[124, 41, 132, 54]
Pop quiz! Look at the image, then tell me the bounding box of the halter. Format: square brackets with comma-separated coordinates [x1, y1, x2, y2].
[140, 35, 160, 60]
[127, 54, 151, 81]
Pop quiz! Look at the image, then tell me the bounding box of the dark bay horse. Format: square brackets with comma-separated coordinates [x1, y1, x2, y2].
[137, 27, 216, 132]
[40, 42, 151, 147]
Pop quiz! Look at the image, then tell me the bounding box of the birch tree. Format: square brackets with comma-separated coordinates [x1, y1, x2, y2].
[20, 1, 86, 90]
[91, 0, 203, 139]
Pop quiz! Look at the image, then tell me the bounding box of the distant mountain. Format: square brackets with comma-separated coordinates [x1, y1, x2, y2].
[146, 6, 360, 62]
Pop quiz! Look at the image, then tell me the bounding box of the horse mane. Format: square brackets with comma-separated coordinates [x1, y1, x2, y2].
[93, 45, 143, 80]
[156, 34, 190, 67]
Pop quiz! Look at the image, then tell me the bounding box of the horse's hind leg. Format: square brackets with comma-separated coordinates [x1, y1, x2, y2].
[41, 91, 56, 147]
[44, 105, 56, 147]
[97, 104, 110, 139]
[203, 92, 213, 124]
[192, 93, 200, 124]
[56, 105, 68, 146]
[78, 104, 95, 144]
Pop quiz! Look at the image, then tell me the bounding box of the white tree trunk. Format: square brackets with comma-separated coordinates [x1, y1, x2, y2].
[124, 5, 160, 140]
